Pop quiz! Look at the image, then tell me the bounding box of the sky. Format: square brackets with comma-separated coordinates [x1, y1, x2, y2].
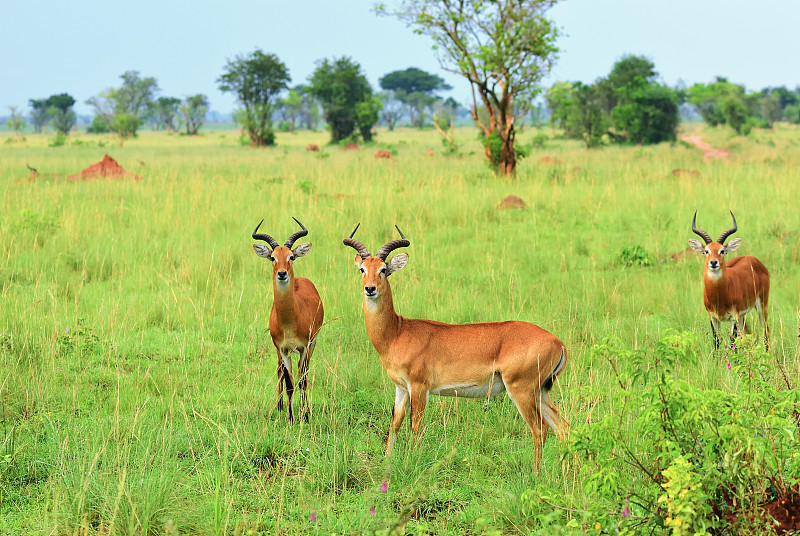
[2, 0, 799, 116]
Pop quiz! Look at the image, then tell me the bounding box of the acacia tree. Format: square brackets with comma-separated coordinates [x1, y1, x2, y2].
[29, 99, 50, 133]
[148, 97, 181, 131]
[180, 94, 209, 135]
[47, 93, 78, 136]
[380, 0, 560, 174]
[379, 67, 451, 127]
[217, 50, 290, 146]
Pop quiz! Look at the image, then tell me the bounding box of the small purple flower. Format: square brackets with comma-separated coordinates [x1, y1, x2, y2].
[381, 480, 388, 493]
[370, 506, 376, 516]
[622, 505, 630, 518]
[726, 361, 731, 370]
[66, 328, 69, 333]
[309, 511, 317, 522]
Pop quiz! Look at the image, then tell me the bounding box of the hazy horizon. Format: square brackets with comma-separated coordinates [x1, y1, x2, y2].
[2, 0, 799, 116]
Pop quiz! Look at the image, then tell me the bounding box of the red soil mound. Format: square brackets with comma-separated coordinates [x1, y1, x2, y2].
[67, 155, 141, 180]
[497, 195, 527, 210]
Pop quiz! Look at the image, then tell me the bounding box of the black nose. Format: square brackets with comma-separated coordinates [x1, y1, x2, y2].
[277, 271, 288, 278]
[709, 260, 718, 267]
[364, 286, 376, 294]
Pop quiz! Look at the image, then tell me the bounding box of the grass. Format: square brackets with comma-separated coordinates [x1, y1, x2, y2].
[1, 123, 800, 534]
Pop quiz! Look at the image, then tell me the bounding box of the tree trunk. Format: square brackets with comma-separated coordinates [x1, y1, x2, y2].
[499, 132, 516, 175]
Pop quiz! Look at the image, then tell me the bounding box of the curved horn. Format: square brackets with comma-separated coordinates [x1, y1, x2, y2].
[691, 211, 713, 245]
[376, 225, 410, 261]
[343, 223, 372, 259]
[252, 219, 279, 249]
[285, 217, 309, 248]
[717, 210, 738, 244]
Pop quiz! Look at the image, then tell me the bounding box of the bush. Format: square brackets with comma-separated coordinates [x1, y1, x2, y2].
[523, 332, 800, 535]
[87, 115, 110, 134]
[618, 245, 652, 266]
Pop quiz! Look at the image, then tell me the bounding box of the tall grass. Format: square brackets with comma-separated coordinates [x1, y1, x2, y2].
[1, 124, 799, 534]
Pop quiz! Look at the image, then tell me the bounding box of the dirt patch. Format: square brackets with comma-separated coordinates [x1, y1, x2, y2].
[497, 195, 527, 211]
[374, 150, 392, 160]
[538, 156, 562, 165]
[681, 135, 730, 161]
[344, 143, 359, 151]
[67, 155, 141, 181]
[671, 168, 701, 177]
[723, 486, 800, 534]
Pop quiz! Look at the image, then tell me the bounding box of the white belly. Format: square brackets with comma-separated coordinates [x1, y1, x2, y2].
[430, 375, 506, 399]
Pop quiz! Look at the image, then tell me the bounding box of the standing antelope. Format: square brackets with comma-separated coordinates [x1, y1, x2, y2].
[253, 218, 324, 422]
[688, 211, 770, 350]
[343, 225, 568, 464]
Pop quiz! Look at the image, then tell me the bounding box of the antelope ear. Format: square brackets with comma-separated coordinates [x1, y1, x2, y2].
[293, 243, 312, 258]
[354, 254, 363, 268]
[688, 239, 706, 253]
[253, 244, 272, 258]
[725, 238, 742, 252]
[386, 253, 408, 276]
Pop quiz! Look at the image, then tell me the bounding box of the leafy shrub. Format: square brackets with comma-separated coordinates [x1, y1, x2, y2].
[86, 115, 110, 133]
[618, 245, 653, 266]
[48, 133, 67, 147]
[532, 132, 548, 149]
[523, 332, 800, 535]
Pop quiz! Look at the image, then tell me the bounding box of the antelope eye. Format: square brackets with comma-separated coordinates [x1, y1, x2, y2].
[269, 256, 276, 262]
[704, 250, 709, 255]
[379, 267, 387, 274]
[360, 267, 366, 274]
[719, 250, 725, 255]
[289, 255, 296, 261]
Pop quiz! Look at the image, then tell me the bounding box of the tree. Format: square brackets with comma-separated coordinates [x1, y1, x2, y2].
[180, 94, 209, 135]
[29, 99, 50, 133]
[114, 71, 159, 118]
[293, 85, 321, 131]
[276, 89, 303, 133]
[6, 106, 26, 137]
[758, 92, 781, 129]
[545, 81, 574, 130]
[355, 94, 383, 142]
[87, 71, 159, 138]
[217, 49, 290, 146]
[566, 82, 608, 148]
[47, 93, 77, 136]
[687, 77, 749, 131]
[309, 56, 375, 143]
[611, 82, 678, 144]
[379, 67, 452, 127]
[148, 97, 181, 131]
[380, 0, 560, 175]
[379, 90, 405, 130]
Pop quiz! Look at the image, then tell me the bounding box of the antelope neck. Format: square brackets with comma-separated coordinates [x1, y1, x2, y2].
[363, 283, 401, 355]
[273, 276, 299, 326]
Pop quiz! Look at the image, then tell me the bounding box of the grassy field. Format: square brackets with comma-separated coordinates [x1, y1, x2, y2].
[1, 124, 799, 535]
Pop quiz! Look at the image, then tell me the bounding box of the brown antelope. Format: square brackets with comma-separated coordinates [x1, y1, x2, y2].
[253, 218, 324, 422]
[343, 225, 568, 464]
[688, 211, 770, 350]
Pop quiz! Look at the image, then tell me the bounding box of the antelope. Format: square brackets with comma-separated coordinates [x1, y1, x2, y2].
[688, 211, 770, 350]
[343, 225, 568, 464]
[253, 218, 324, 422]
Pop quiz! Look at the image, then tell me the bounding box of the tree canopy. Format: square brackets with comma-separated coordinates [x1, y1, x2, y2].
[379, 67, 452, 128]
[217, 50, 290, 146]
[380, 0, 560, 174]
[309, 57, 376, 143]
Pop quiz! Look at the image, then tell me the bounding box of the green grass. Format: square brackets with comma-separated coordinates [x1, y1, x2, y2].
[1, 124, 799, 534]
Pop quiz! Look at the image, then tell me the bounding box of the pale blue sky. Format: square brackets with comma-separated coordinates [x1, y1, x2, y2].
[2, 0, 799, 116]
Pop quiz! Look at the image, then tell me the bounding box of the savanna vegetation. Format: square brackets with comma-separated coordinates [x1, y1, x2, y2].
[2, 124, 800, 535]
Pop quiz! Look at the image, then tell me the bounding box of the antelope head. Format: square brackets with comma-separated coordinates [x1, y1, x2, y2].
[253, 217, 313, 287]
[343, 224, 409, 301]
[688, 211, 742, 280]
